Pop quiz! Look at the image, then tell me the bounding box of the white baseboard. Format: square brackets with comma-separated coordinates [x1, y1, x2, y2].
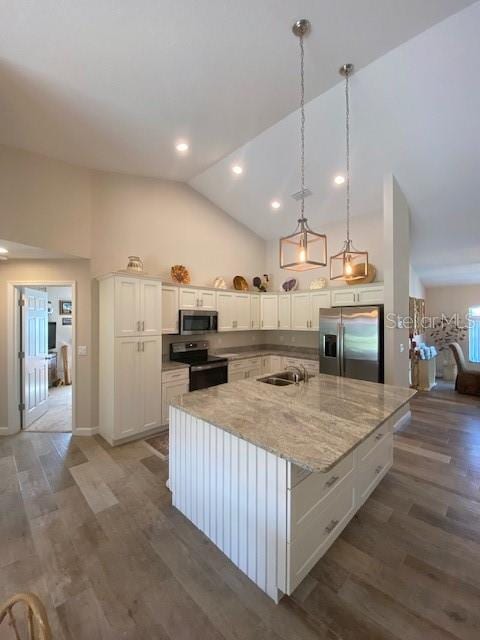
[74, 427, 99, 437]
[0, 427, 12, 436]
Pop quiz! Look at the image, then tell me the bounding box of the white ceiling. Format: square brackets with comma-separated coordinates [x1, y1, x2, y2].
[0, 239, 69, 260]
[0, 0, 473, 181]
[191, 2, 480, 286]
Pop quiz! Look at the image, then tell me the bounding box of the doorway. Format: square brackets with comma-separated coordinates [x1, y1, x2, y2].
[9, 282, 76, 433]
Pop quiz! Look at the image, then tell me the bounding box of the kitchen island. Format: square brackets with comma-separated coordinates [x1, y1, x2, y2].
[169, 373, 415, 602]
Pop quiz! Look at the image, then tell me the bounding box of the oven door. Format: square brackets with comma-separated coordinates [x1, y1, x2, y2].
[190, 362, 228, 391]
[180, 310, 218, 335]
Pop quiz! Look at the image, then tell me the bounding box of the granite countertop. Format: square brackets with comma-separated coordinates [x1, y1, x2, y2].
[212, 346, 319, 362]
[162, 360, 190, 372]
[172, 375, 415, 473]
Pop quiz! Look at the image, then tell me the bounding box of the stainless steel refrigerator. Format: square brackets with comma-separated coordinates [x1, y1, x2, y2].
[319, 306, 384, 383]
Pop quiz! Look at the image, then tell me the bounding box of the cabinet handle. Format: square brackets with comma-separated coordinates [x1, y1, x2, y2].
[251, 320, 254, 328]
[325, 519, 339, 534]
[375, 433, 384, 441]
[137, 341, 141, 352]
[137, 321, 141, 332]
[375, 465, 383, 475]
[325, 475, 340, 488]
[277, 320, 280, 328]
[261, 320, 264, 328]
[141, 321, 145, 331]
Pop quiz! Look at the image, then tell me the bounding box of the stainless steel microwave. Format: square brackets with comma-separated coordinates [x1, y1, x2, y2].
[179, 309, 218, 335]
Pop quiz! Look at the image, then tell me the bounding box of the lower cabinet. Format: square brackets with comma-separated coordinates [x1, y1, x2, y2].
[161, 368, 190, 426]
[228, 357, 262, 381]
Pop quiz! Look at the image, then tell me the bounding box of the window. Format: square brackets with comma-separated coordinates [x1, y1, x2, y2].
[469, 307, 480, 363]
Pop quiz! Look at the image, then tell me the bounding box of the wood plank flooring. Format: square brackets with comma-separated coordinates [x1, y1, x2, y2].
[1, 382, 479, 639]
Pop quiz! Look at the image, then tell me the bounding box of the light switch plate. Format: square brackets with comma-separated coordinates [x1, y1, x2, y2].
[77, 345, 87, 356]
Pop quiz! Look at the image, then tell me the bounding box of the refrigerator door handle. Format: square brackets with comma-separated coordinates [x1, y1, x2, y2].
[337, 322, 344, 376]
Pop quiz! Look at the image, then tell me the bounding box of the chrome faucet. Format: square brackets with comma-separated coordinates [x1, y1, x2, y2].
[286, 364, 308, 384]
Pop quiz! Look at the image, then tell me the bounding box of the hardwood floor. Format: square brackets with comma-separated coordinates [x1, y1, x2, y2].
[1, 383, 479, 639]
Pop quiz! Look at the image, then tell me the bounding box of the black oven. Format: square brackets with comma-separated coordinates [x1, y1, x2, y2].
[179, 310, 218, 335]
[190, 360, 228, 391]
[170, 341, 228, 391]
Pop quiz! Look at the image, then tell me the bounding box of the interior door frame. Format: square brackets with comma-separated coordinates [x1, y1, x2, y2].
[6, 280, 77, 436]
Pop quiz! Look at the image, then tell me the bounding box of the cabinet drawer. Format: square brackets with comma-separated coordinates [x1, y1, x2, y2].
[228, 359, 248, 372]
[357, 421, 393, 461]
[162, 368, 189, 383]
[358, 434, 393, 504]
[288, 479, 356, 592]
[289, 452, 354, 530]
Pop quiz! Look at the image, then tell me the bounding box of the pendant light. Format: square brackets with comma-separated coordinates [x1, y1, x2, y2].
[330, 64, 368, 281]
[280, 19, 327, 271]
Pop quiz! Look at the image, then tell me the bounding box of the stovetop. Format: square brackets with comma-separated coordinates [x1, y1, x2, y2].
[169, 341, 227, 367]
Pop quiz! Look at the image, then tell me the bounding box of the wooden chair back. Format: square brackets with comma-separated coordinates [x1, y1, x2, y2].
[0, 593, 52, 640]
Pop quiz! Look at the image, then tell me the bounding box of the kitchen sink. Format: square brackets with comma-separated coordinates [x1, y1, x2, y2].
[258, 376, 294, 386]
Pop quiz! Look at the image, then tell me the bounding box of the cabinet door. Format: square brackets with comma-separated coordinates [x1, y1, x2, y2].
[199, 290, 216, 310]
[228, 368, 246, 382]
[140, 280, 162, 335]
[250, 295, 260, 330]
[357, 285, 384, 305]
[179, 288, 198, 309]
[291, 293, 310, 331]
[269, 355, 283, 373]
[278, 295, 291, 330]
[115, 277, 140, 337]
[162, 380, 189, 425]
[140, 337, 162, 431]
[235, 294, 251, 330]
[217, 292, 235, 331]
[114, 338, 141, 438]
[162, 286, 179, 334]
[331, 288, 357, 307]
[261, 295, 278, 330]
[310, 291, 331, 331]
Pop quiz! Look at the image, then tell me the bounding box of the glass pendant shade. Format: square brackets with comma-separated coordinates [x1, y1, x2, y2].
[330, 239, 368, 281]
[280, 218, 327, 271]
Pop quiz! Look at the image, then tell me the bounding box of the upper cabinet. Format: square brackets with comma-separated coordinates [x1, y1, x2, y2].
[162, 285, 179, 335]
[250, 295, 261, 330]
[179, 287, 216, 310]
[291, 293, 311, 331]
[217, 292, 254, 331]
[114, 276, 162, 337]
[278, 294, 291, 330]
[310, 290, 331, 331]
[261, 295, 278, 330]
[235, 293, 251, 331]
[331, 284, 384, 307]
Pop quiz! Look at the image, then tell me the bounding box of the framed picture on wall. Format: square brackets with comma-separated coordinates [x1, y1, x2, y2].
[59, 300, 72, 315]
[62, 317, 72, 326]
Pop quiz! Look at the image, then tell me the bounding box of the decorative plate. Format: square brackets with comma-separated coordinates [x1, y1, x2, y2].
[282, 278, 298, 292]
[310, 278, 327, 290]
[213, 277, 227, 289]
[346, 263, 376, 285]
[233, 275, 249, 291]
[171, 264, 191, 284]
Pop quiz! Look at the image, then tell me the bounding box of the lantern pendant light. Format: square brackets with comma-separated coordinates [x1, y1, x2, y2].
[330, 64, 368, 281]
[280, 19, 327, 271]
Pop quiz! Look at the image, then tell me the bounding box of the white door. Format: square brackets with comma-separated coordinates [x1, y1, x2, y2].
[217, 292, 235, 331]
[250, 295, 260, 329]
[22, 288, 49, 427]
[140, 337, 162, 431]
[114, 338, 141, 438]
[199, 290, 216, 310]
[310, 291, 331, 331]
[179, 288, 198, 309]
[162, 286, 179, 334]
[115, 277, 140, 336]
[291, 293, 310, 331]
[140, 280, 162, 335]
[261, 295, 278, 330]
[278, 295, 291, 330]
[235, 294, 250, 330]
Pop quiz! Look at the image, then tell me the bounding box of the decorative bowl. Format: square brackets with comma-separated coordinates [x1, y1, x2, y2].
[346, 263, 376, 285]
[310, 278, 327, 290]
[171, 264, 191, 284]
[233, 275, 249, 291]
[126, 256, 144, 273]
[282, 278, 298, 292]
[213, 277, 227, 289]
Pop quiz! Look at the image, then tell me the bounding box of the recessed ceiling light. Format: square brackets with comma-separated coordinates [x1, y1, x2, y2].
[232, 165, 243, 175]
[271, 200, 281, 210]
[175, 141, 189, 152]
[334, 175, 345, 185]
[0, 247, 8, 254]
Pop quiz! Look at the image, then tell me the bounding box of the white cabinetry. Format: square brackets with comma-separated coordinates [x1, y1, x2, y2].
[162, 285, 179, 334]
[235, 293, 251, 330]
[278, 295, 291, 330]
[310, 291, 331, 330]
[217, 292, 252, 331]
[331, 284, 384, 307]
[250, 295, 260, 330]
[261, 295, 278, 330]
[228, 357, 262, 381]
[291, 293, 310, 331]
[261, 355, 283, 375]
[179, 288, 216, 310]
[161, 368, 189, 426]
[99, 274, 163, 446]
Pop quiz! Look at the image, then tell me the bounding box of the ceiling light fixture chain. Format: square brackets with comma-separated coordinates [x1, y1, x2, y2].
[300, 30, 305, 218]
[344, 64, 351, 244]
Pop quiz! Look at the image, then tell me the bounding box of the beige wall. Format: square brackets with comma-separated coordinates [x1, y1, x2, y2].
[265, 213, 384, 291]
[91, 171, 266, 284]
[383, 174, 410, 388]
[0, 145, 92, 258]
[0, 259, 93, 431]
[425, 284, 480, 373]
